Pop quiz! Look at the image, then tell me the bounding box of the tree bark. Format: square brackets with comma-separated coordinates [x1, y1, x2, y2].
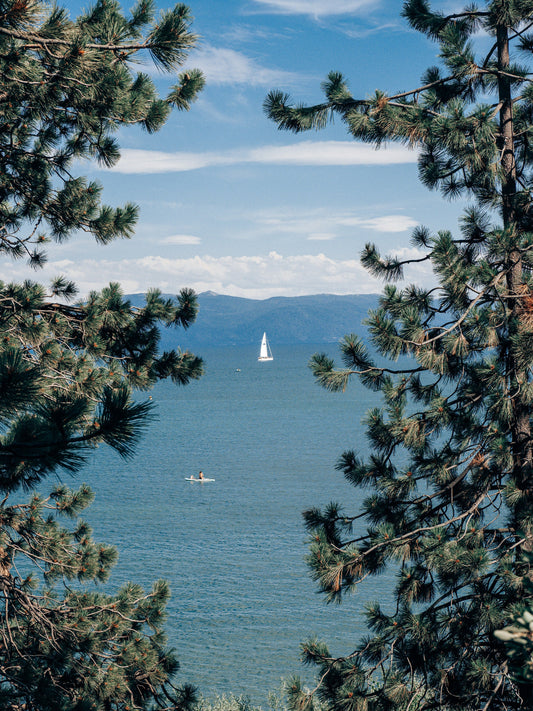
[497, 24, 533, 479]
[497, 19, 533, 709]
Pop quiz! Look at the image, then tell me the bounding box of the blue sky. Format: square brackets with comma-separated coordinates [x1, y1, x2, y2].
[9, 0, 469, 298]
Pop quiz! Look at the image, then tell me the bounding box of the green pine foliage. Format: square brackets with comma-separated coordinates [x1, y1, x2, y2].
[0, 0, 204, 708]
[495, 563, 533, 686]
[266, 1, 533, 709]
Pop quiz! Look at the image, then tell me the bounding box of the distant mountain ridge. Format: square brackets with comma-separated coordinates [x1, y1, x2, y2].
[127, 291, 380, 348]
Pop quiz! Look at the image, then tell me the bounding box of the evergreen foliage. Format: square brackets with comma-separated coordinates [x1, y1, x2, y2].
[495, 559, 533, 686]
[0, 0, 204, 708]
[266, 1, 533, 709]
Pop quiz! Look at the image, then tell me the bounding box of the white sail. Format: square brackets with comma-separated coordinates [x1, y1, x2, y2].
[258, 332, 273, 361]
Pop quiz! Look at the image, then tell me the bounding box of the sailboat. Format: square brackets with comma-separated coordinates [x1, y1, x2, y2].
[258, 332, 273, 361]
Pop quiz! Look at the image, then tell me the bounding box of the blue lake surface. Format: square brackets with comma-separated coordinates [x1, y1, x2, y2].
[77, 343, 393, 703]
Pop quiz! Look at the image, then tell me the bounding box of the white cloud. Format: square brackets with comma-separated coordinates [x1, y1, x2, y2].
[252, 207, 418, 237]
[338, 215, 420, 233]
[190, 45, 299, 86]
[340, 22, 401, 38]
[141, 44, 300, 87]
[222, 24, 294, 44]
[160, 234, 202, 245]
[110, 141, 417, 174]
[250, 0, 378, 16]
[308, 233, 336, 241]
[1, 250, 434, 300]
[247, 142, 416, 166]
[113, 150, 214, 173]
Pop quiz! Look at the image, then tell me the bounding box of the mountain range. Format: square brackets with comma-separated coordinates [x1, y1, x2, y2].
[128, 291, 379, 349]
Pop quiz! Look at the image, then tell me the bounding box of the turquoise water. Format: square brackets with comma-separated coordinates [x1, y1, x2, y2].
[78, 344, 393, 702]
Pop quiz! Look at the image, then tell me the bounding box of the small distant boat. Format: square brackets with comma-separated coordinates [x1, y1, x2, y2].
[258, 332, 273, 361]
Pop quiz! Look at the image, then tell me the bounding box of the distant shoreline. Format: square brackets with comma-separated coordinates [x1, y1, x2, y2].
[127, 291, 379, 348]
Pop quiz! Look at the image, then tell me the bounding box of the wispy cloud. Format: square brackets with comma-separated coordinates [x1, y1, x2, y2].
[252, 207, 418, 237]
[248, 142, 417, 165]
[189, 45, 299, 86]
[222, 24, 295, 44]
[160, 234, 202, 245]
[109, 141, 417, 174]
[308, 233, 336, 241]
[138, 44, 301, 87]
[249, 0, 378, 17]
[339, 22, 401, 38]
[338, 215, 419, 233]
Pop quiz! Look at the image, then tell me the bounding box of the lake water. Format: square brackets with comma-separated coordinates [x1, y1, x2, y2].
[78, 343, 393, 703]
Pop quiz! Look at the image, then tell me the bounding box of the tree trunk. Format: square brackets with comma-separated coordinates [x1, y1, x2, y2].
[497, 20, 533, 709]
[497, 23, 533, 480]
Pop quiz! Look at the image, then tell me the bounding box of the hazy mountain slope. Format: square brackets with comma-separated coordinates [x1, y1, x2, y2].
[127, 292, 379, 348]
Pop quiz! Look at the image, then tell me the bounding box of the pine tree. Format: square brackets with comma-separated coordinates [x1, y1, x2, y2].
[495, 561, 533, 686]
[266, 1, 533, 709]
[0, 1, 204, 708]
